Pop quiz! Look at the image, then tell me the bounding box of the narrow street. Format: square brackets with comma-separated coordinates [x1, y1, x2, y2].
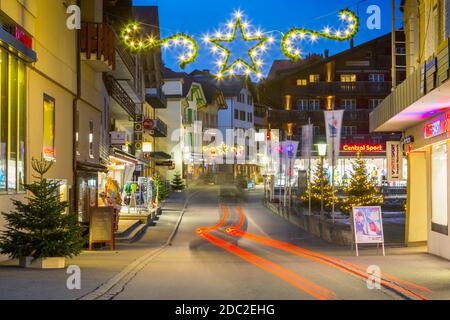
[104, 185, 442, 300]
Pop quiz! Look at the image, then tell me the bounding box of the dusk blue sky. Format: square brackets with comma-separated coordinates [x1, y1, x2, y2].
[132, 0, 402, 78]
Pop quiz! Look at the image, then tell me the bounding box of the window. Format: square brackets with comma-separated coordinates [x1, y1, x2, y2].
[309, 99, 320, 110]
[240, 111, 246, 121]
[396, 47, 406, 55]
[0, 49, 26, 193]
[431, 143, 448, 233]
[313, 126, 321, 136]
[297, 99, 308, 110]
[247, 95, 253, 105]
[43, 95, 56, 161]
[247, 112, 253, 122]
[234, 109, 239, 120]
[369, 99, 384, 109]
[341, 74, 356, 82]
[309, 74, 320, 83]
[89, 120, 94, 159]
[341, 99, 356, 110]
[343, 126, 357, 136]
[369, 74, 385, 82]
[297, 79, 307, 86]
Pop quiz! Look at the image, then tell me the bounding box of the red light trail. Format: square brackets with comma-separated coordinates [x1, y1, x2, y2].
[226, 206, 431, 300]
[196, 206, 336, 300]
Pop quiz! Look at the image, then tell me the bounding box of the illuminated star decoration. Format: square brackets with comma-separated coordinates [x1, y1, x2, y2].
[121, 23, 198, 69]
[282, 9, 360, 61]
[204, 10, 275, 79]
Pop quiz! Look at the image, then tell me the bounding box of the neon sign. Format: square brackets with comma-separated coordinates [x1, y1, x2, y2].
[342, 144, 384, 152]
[424, 112, 450, 139]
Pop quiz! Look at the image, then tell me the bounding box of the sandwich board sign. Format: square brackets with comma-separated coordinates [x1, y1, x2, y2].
[89, 206, 115, 251]
[352, 206, 385, 256]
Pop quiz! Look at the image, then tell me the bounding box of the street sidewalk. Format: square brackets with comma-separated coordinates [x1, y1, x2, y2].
[0, 191, 188, 300]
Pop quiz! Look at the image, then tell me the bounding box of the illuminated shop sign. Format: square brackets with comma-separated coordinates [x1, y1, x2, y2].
[424, 112, 450, 139]
[342, 144, 384, 152]
[15, 27, 32, 49]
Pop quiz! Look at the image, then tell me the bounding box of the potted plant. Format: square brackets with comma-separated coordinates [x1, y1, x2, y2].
[0, 158, 85, 269]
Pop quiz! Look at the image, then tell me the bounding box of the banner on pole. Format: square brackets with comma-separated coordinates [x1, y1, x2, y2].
[386, 141, 403, 181]
[301, 124, 313, 158]
[324, 110, 344, 162]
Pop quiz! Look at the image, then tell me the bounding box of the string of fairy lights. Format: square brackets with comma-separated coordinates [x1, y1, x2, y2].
[121, 8, 360, 79]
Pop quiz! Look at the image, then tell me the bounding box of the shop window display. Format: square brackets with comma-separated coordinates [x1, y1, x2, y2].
[0, 48, 26, 193]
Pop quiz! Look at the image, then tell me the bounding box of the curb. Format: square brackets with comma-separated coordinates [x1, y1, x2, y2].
[77, 190, 197, 300]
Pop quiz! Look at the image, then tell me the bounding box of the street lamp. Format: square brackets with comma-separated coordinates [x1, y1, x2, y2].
[316, 143, 327, 219]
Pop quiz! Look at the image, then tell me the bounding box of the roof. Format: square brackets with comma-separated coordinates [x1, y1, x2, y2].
[267, 57, 321, 80]
[263, 33, 393, 85]
[163, 67, 192, 96]
[189, 69, 251, 98]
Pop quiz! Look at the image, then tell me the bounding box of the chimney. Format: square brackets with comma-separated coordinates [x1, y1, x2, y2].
[324, 49, 329, 58]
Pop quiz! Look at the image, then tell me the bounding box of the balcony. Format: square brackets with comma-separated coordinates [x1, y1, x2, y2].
[143, 118, 168, 137]
[81, 22, 115, 72]
[104, 75, 136, 119]
[145, 87, 167, 109]
[370, 39, 450, 132]
[268, 109, 370, 126]
[288, 81, 392, 96]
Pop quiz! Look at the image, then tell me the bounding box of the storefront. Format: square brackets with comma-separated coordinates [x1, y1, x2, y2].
[294, 143, 407, 188]
[405, 110, 450, 259]
[102, 148, 156, 217]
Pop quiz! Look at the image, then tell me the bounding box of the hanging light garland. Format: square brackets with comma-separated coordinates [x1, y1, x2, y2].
[203, 10, 275, 79]
[281, 9, 359, 61]
[120, 8, 359, 76]
[121, 23, 199, 69]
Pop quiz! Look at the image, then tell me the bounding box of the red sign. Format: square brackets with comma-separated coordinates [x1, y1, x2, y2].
[424, 112, 450, 139]
[143, 119, 154, 130]
[15, 27, 32, 49]
[342, 144, 384, 152]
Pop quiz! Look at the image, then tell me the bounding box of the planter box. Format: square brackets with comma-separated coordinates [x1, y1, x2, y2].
[19, 257, 66, 269]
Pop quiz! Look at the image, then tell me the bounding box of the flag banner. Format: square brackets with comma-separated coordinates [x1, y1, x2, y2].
[301, 124, 313, 158]
[324, 110, 344, 163]
[386, 141, 403, 181]
[281, 140, 299, 160]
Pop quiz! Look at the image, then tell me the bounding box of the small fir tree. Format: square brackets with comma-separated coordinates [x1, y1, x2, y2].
[0, 158, 85, 260]
[301, 157, 338, 211]
[154, 174, 169, 202]
[341, 154, 384, 214]
[171, 171, 185, 191]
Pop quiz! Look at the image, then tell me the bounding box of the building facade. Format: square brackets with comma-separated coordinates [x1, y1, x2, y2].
[0, 1, 79, 231]
[261, 33, 405, 187]
[370, 0, 450, 259]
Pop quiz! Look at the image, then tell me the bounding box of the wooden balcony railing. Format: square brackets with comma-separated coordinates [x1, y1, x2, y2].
[81, 22, 115, 71]
[288, 81, 392, 96]
[104, 75, 136, 118]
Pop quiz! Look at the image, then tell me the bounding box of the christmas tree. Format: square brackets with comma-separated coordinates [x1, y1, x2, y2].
[341, 154, 384, 214]
[154, 174, 169, 202]
[0, 158, 85, 260]
[171, 171, 185, 191]
[301, 157, 338, 211]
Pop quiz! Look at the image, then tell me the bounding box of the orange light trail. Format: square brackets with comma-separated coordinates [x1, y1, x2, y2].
[198, 231, 336, 300]
[196, 205, 336, 300]
[227, 207, 431, 300]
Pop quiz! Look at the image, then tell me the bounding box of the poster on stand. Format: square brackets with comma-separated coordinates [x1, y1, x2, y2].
[352, 206, 385, 256]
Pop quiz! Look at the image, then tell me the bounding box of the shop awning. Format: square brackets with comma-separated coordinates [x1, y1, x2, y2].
[77, 161, 108, 173]
[110, 148, 139, 165]
[148, 151, 171, 161]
